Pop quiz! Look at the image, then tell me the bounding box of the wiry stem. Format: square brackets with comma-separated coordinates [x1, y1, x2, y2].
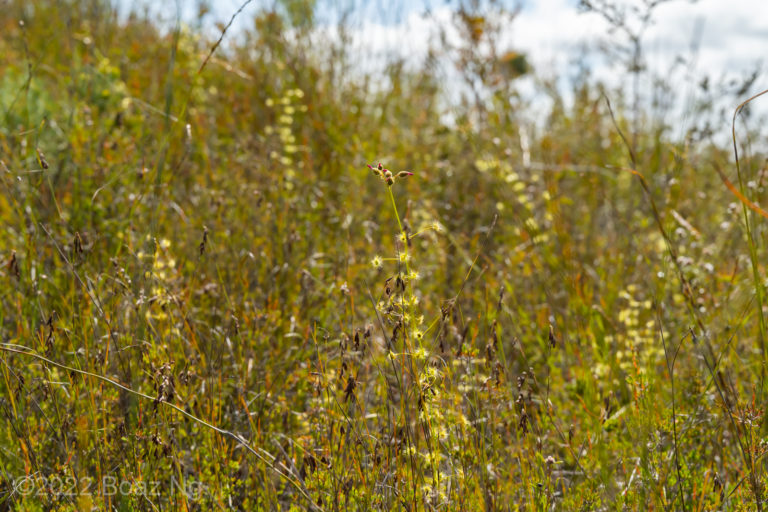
[0, 343, 322, 511]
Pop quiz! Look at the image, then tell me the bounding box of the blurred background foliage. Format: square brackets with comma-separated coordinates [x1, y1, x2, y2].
[1, 0, 768, 509]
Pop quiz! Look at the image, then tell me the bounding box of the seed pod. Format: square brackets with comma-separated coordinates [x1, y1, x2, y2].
[548, 324, 557, 349]
[199, 226, 209, 256]
[7, 251, 19, 279]
[36, 148, 49, 169]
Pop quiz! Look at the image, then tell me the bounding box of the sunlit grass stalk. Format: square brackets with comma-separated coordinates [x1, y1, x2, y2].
[373, 165, 443, 501]
[730, 89, 768, 388]
[387, 182, 424, 500]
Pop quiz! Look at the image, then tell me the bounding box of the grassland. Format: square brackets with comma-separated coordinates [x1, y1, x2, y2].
[1, 0, 768, 510]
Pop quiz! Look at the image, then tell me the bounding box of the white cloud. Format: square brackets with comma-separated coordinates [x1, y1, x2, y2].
[122, 0, 768, 138]
[342, 0, 768, 138]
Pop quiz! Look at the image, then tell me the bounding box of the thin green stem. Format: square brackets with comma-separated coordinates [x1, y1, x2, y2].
[0, 343, 321, 511]
[387, 182, 442, 496]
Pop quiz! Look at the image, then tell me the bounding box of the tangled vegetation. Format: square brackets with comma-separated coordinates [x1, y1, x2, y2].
[1, 0, 768, 510]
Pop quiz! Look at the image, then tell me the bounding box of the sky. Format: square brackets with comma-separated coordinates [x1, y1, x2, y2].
[120, 0, 768, 140]
[155, 0, 766, 76]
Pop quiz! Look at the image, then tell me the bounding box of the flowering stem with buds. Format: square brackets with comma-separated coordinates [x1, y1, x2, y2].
[388, 185, 414, 325]
[368, 162, 442, 495]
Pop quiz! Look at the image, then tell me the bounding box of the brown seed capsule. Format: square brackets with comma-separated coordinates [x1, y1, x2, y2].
[343, 376, 356, 402]
[548, 324, 557, 349]
[36, 148, 49, 169]
[7, 251, 19, 279]
[199, 226, 209, 256]
[74, 232, 83, 257]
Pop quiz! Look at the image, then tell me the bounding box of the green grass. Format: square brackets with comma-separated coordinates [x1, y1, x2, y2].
[1, 0, 768, 510]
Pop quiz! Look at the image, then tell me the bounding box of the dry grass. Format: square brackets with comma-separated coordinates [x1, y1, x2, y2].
[1, 0, 768, 510]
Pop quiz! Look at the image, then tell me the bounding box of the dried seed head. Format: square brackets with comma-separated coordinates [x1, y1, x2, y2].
[7, 250, 19, 279]
[367, 162, 415, 186]
[73, 232, 84, 257]
[343, 376, 356, 402]
[199, 226, 209, 256]
[36, 148, 49, 169]
[518, 410, 528, 434]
